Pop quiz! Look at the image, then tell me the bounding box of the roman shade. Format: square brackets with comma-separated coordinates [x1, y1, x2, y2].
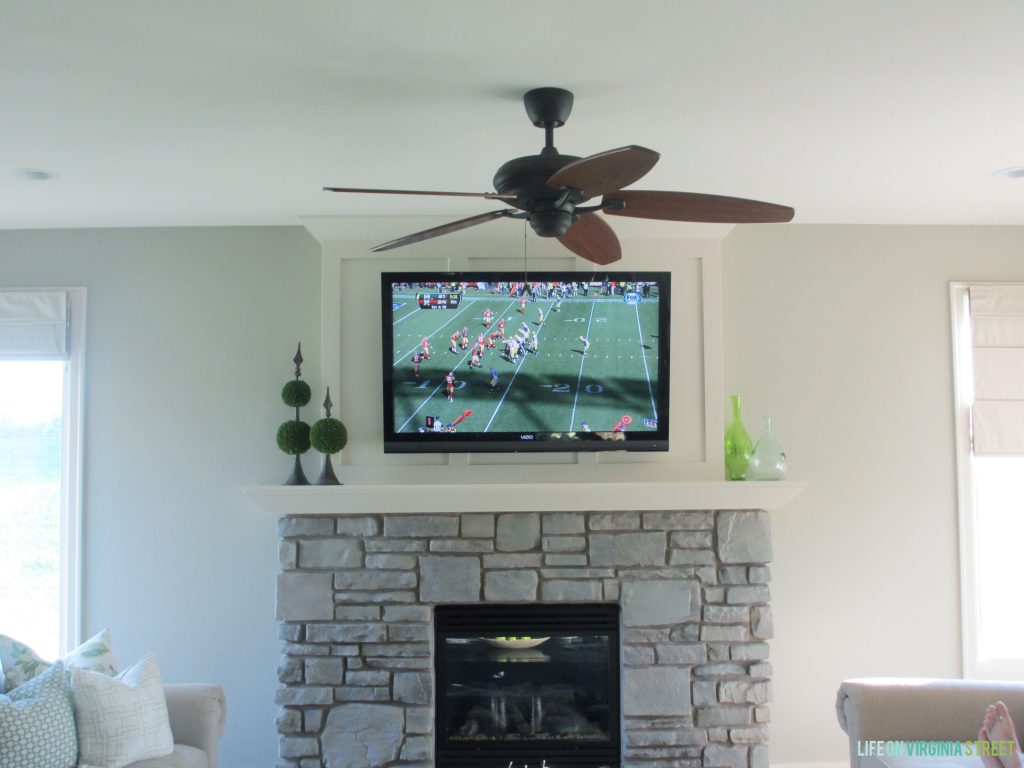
[0, 290, 69, 359]
[969, 285, 1024, 455]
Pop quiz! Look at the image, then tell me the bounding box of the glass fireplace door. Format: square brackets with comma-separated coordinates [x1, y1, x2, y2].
[434, 604, 620, 768]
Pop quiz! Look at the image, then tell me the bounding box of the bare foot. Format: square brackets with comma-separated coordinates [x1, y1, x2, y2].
[982, 702, 1022, 768]
[980, 726, 1004, 768]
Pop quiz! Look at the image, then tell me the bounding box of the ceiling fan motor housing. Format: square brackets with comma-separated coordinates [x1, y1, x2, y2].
[493, 153, 583, 237]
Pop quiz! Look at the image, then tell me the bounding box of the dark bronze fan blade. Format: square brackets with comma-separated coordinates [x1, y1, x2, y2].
[547, 146, 660, 200]
[557, 213, 622, 265]
[371, 210, 514, 252]
[324, 186, 515, 201]
[603, 190, 795, 223]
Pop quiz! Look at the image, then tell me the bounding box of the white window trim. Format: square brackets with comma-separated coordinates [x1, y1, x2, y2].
[0, 286, 84, 653]
[951, 281, 1024, 680]
[60, 287, 85, 653]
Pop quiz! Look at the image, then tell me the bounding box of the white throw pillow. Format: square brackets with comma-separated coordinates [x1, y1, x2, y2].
[71, 653, 174, 768]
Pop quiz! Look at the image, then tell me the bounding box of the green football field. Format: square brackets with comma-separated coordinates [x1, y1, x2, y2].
[389, 286, 662, 436]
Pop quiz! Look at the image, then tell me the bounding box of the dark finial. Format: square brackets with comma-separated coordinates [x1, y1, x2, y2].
[293, 343, 303, 379]
[323, 387, 333, 418]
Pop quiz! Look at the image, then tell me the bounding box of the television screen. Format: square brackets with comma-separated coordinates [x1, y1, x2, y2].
[381, 271, 670, 453]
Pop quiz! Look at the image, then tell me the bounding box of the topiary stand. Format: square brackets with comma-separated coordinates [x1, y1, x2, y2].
[310, 387, 348, 485]
[277, 343, 312, 485]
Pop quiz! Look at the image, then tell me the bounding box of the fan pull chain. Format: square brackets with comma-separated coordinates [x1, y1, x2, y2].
[522, 218, 529, 283]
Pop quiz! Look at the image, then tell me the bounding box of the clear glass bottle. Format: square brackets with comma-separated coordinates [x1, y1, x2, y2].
[748, 416, 788, 481]
[724, 394, 753, 481]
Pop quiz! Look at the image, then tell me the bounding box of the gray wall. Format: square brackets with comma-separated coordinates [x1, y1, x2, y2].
[722, 224, 1024, 766]
[0, 226, 322, 768]
[6, 222, 1024, 767]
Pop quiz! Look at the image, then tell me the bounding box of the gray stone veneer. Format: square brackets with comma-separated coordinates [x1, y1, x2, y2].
[276, 510, 772, 768]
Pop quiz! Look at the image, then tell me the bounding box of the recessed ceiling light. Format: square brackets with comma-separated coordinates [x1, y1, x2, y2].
[992, 166, 1024, 180]
[11, 168, 57, 181]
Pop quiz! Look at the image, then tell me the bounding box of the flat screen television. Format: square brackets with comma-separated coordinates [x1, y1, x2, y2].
[381, 271, 670, 453]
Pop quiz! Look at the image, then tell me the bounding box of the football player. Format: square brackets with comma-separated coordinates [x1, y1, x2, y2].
[445, 371, 456, 402]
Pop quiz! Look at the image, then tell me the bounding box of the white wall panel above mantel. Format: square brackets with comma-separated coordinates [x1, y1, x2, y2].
[311, 223, 727, 481]
[242, 480, 805, 516]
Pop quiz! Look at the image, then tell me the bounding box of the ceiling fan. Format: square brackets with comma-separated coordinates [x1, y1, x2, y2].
[324, 87, 794, 265]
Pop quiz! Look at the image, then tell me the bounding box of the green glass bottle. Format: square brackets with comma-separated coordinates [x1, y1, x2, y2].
[724, 394, 753, 480]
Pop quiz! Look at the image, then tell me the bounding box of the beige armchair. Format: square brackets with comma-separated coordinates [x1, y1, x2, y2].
[129, 684, 227, 768]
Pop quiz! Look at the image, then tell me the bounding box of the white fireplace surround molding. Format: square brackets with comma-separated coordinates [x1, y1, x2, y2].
[243, 479, 805, 516]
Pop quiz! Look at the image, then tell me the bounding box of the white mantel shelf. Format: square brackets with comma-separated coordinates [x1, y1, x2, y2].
[242, 480, 806, 516]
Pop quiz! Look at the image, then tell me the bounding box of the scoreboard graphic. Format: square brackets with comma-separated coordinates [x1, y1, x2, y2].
[416, 292, 462, 309]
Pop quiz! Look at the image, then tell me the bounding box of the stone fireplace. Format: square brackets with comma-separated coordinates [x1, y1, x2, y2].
[272, 506, 774, 768]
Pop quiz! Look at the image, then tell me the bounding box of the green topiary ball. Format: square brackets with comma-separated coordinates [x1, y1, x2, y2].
[276, 420, 311, 455]
[281, 380, 312, 408]
[310, 418, 348, 454]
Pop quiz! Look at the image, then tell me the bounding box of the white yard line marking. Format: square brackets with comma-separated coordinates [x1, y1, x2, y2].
[634, 302, 657, 419]
[568, 301, 597, 431]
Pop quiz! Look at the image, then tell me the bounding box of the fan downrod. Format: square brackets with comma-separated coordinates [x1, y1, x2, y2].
[524, 87, 574, 153]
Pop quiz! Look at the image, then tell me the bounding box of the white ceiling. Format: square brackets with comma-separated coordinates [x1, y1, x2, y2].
[4, 1, 1024, 232]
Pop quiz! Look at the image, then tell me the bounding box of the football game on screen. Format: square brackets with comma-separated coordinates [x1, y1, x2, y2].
[389, 279, 662, 438]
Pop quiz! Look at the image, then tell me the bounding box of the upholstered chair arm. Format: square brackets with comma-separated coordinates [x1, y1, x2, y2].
[163, 684, 227, 768]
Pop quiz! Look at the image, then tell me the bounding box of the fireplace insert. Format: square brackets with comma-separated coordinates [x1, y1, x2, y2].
[434, 603, 620, 768]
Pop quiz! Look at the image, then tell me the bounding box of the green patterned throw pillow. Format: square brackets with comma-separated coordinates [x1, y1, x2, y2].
[0, 636, 49, 693]
[62, 628, 117, 676]
[0, 628, 118, 693]
[0, 661, 78, 768]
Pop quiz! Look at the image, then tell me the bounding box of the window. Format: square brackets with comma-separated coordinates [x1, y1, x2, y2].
[0, 289, 84, 658]
[951, 283, 1024, 678]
